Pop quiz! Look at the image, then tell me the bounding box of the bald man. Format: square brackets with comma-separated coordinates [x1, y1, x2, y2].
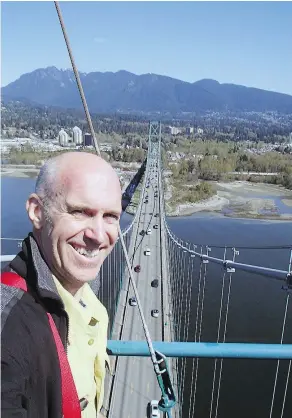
[1, 152, 122, 418]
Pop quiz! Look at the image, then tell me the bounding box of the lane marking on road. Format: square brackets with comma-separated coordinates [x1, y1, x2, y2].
[130, 383, 134, 394]
[147, 382, 150, 394]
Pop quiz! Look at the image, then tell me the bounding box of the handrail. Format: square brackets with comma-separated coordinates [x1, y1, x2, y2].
[1, 255, 16, 262]
[163, 218, 292, 284]
[107, 340, 292, 359]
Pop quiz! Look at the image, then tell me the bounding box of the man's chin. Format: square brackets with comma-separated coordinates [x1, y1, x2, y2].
[67, 267, 101, 284]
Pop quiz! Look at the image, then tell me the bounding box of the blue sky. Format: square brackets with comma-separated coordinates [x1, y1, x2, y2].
[2, 1, 292, 95]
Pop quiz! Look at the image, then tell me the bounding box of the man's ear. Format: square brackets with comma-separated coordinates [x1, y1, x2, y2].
[26, 194, 45, 230]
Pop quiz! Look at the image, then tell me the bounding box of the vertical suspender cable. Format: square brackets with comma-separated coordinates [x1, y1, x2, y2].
[181, 245, 194, 415]
[280, 249, 292, 418]
[189, 257, 204, 418]
[214, 248, 236, 418]
[209, 247, 227, 418]
[269, 293, 290, 418]
[269, 248, 292, 418]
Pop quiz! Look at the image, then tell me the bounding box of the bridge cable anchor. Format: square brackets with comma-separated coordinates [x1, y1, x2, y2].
[202, 245, 211, 264]
[191, 244, 197, 258]
[224, 247, 239, 273]
[224, 261, 235, 273]
[282, 272, 292, 293]
[153, 350, 176, 414]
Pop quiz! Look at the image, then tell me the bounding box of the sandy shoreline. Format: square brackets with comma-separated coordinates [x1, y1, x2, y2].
[282, 199, 292, 207]
[165, 180, 292, 220]
[168, 195, 228, 216]
[1, 168, 40, 178]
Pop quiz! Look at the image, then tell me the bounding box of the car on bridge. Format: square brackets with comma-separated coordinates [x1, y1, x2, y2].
[140, 230, 145, 236]
[151, 309, 159, 318]
[144, 248, 151, 256]
[146, 228, 152, 235]
[153, 224, 159, 229]
[129, 297, 137, 307]
[134, 265, 141, 272]
[148, 400, 160, 417]
[151, 279, 159, 288]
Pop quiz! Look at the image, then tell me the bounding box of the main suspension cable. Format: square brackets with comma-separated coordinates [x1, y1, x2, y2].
[54, 1, 100, 155]
[53, 3, 175, 416]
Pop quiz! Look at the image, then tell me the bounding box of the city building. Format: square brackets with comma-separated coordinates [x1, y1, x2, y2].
[167, 126, 181, 135]
[197, 127, 204, 135]
[84, 133, 92, 146]
[185, 127, 194, 135]
[72, 126, 83, 145]
[58, 129, 69, 147]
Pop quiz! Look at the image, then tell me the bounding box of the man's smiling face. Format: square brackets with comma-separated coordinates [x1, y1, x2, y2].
[28, 153, 122, 293]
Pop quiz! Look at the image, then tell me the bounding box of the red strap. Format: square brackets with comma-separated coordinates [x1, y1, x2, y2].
[1, 272, 28, 291]
[1, 272, 81, 418]
[47, 313, 81, 417]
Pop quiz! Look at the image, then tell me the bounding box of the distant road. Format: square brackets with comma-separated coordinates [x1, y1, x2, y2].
[109, 167, 164, 418]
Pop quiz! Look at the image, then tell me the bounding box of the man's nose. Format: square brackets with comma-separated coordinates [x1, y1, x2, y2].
[84, 216, 106, 244]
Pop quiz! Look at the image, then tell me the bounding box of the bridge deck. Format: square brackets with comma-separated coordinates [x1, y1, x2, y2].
[104, 143, 179, 418]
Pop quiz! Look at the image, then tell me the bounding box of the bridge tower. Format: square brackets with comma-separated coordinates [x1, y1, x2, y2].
[148, 121, 162, 144]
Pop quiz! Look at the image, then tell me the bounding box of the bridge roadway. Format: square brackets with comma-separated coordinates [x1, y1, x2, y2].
[109, 166, 164, 418]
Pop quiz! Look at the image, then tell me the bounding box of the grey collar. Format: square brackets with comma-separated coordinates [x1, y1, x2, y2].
[29, 235, 60, 300]
[29, 234, 100, 298]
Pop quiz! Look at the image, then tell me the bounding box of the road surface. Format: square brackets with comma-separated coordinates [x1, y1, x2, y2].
[109, 164, 164, 418]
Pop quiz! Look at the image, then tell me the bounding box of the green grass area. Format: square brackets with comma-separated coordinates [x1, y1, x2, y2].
[6, 145, 114, 165]
[6, 142, 146, 165]
[170, 180, 216, 206]
[167, 146, 292, 190]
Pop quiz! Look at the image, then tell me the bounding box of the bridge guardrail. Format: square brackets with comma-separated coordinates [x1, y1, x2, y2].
[162, 217, 292, 286]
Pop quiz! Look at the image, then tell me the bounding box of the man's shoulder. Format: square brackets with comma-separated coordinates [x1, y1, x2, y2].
[1, 283, 25, 318]
[1, 283, 55, 357]
[1, 283, 36, 350]
[1, 282, 44, 334]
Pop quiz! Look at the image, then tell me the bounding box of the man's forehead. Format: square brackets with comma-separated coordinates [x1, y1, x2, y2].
[62, 164, 119, 186]
[58, 162, 121, 207]
[65, 183, 122, 212]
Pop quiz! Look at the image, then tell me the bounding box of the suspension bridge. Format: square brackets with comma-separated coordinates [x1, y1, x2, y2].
[1, 121, 292, 418]
[1, 2, 292, 417]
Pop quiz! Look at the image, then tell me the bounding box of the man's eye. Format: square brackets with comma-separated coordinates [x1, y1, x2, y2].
[105, 213, 119, 221]
[71, 209, 85, 215]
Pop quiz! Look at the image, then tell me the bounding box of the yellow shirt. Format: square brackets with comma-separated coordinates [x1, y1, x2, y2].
[53, 277, 109, 417]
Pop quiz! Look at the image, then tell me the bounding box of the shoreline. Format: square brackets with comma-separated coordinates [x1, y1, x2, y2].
[1, 167, 40, 178]
[165, 180, 292, 221]
[2, 167, 292, 221]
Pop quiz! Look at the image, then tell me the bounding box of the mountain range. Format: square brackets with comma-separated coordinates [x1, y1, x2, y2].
[2, 66, 292, 114]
